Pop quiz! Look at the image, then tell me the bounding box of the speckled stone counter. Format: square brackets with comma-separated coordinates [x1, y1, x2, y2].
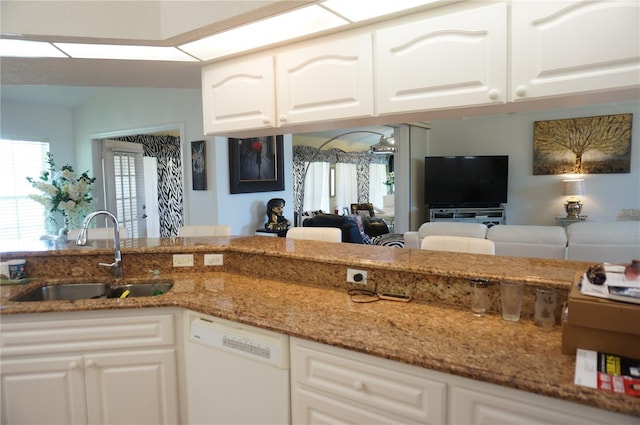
[1, 236, 637, 418]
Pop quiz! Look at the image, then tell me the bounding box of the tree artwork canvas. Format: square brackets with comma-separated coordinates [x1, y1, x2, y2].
[533, 113, 632, 174]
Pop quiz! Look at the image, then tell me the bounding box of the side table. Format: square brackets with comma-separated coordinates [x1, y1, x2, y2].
[555, 216, 587, 228]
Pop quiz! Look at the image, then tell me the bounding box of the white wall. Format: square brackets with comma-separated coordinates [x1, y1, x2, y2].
[427, 100, 640, 225]
[1, 100, 75, 165]
[213, 134, 294, 235]
[4, 91, 636, 234]
[71, 87, 216, 227]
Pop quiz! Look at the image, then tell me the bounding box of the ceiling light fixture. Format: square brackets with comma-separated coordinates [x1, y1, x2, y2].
[0, 39, 67, 58]
[53, 43, 199, 61]
[321, 0, 441, 22]
[1, 1, 442, 61]
[179, 5, 348, 61]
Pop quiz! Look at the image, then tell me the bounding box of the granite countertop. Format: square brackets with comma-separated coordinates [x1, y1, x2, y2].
[0, 236, 636, 418]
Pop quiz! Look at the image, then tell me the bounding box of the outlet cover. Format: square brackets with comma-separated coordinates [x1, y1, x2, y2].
[173, 254, 194, 267]
[204, 254, 224, 266]
[347, 268, 367, 285]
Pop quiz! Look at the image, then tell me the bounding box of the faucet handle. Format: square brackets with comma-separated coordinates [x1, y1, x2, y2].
[99, 261, 119, 269]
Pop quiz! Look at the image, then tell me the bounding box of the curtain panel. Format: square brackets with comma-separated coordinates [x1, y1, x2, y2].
[111, 135, 184, 237]
[292, 145, 390, 216]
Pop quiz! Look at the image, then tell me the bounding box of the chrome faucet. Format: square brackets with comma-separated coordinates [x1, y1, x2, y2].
[77, 210, 123, 278]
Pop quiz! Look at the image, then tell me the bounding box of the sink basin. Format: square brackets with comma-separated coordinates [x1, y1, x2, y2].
[14, 283, 109, 301]
[109, 282, 173, 298]
[13, 281, 173, 302]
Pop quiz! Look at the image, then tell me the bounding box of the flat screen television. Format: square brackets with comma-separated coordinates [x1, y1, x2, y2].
[424, 155, 508, 207]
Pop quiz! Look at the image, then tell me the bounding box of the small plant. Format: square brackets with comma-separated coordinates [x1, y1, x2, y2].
[27, 153, 96, 232]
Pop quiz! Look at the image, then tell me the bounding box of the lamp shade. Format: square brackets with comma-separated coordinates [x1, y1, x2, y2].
[562, 179, 585, 196]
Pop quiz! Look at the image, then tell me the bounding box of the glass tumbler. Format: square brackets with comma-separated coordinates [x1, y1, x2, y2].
[470, 278, 490, 316]
[500, 281, 524, 322]
[534, 288, 557, 328]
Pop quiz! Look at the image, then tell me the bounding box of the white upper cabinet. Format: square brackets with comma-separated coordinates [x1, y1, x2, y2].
[202, 55, 276, 134]
[275, 33, 374, 126]
[375, 2, 507, 115]
[511, 0, 640, 101]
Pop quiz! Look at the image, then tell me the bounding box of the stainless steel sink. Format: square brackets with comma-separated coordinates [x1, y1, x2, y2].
[109, 282, 173, 298]
[14, 283, 109, 301]
[12, 281, 173, 302]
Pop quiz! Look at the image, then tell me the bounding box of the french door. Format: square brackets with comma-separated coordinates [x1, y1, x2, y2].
[102, 140, 146, 238]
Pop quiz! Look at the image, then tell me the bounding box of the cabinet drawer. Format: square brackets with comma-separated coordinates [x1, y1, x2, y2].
[1, 311, 175, 356]
[291, 337, 446, 424]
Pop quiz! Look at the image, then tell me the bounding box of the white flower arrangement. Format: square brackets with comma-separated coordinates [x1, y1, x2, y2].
[27, 153, 96, 233]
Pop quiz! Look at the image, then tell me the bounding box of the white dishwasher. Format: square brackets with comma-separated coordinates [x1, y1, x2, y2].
[184, 311, 290, 425]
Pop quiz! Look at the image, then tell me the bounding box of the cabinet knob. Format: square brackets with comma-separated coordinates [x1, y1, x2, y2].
[278, 115, 288, 123]
[262, 117, 271, 125]
[488, 89, 500, 100]
[85, 360, 96, 368]
[515, 85, 527, 97]
[69, 362, 79, 369]
[353, 381, 365, 391]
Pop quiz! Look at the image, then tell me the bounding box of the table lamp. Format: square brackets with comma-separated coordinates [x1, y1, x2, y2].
[562, 178, 585, 218]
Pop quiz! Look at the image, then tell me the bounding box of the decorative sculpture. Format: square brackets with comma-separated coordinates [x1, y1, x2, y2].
[265, 198, 290, 231]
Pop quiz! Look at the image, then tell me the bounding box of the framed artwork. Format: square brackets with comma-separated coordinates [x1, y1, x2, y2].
[191, 140, 207, 190]
[533, 113, 632, 174]
[229, 135, 284, 193]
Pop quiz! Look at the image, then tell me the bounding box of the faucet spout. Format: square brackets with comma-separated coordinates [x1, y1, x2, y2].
[77, 210, 123, 278]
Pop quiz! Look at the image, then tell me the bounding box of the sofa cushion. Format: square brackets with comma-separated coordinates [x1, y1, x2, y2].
[486, 225, 567, 260]
[567, 221, 640, 244]
[371, 233, 405, 248]
[567, 221, 640, 263]
[418, 222, 488, 239]
[487, 225, 567, 244]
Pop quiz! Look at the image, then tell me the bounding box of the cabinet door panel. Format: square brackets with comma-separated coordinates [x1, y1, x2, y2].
[202, 55, 276, 134]
[511, 0, 640, 101]
[1, 312, 175, 356]
[84, 349, 178, 425]
[1, 356, 87, 425]
[375, 3, 507, 115]
[291, 337, 446, 424]
[293, 385, 411, 425]
[449, 385, 632, 425]
[276, 33, 374, 125]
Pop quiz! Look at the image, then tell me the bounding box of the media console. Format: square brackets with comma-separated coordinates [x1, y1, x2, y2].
[428, 205, 505, 227]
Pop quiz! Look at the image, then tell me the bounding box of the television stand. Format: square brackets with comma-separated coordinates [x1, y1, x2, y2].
[428, 205, 505, 227]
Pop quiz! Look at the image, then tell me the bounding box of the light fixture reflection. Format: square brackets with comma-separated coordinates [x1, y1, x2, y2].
[180, 5, 348, 61]
[370, 135, 396, 154]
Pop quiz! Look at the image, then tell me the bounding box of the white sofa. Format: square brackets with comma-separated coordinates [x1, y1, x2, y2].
[405, 221, 639, 263]
[403, 222, 488, 249]
[566, 221, 640, 263]
[486, 225, 567, 260]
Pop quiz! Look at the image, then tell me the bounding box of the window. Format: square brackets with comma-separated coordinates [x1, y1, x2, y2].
[0, 139, 50, 241]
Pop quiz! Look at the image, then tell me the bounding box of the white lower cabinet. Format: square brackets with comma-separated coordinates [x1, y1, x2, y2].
[1, 355, 87, 424]
[291, 337, 637, 425]
[0, 310, 180, 425]
[291, 337, 447, 424]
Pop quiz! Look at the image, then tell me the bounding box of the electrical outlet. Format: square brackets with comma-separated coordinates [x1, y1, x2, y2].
[204, 254, 224, 266]
[173, 254, 194, 267]
[347, 268, 367, 285]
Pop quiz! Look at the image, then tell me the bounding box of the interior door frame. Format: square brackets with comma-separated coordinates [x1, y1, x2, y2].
[90, 123, 187, 231]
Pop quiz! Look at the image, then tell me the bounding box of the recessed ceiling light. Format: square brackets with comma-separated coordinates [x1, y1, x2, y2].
[53, 43, 198, 61]
[0, 39, 67, 58]
[322, 0, 440, 22]
[180, 5, 348, 61]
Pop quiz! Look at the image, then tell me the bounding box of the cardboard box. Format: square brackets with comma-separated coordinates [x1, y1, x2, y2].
[561, 320, 640, 359]
[561, 280, 640, 358]
[566, 279, 640, 335]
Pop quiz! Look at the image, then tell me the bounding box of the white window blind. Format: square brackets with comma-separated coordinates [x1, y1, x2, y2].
[0, 139, 50, 241]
